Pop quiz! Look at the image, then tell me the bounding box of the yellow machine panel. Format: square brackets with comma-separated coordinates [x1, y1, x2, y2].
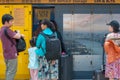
[0, 5, 32, 79]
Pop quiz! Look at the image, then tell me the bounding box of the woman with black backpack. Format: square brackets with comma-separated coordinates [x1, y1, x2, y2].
[35, 19, 59, 80]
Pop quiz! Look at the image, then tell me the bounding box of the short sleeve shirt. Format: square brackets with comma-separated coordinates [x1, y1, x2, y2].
[0, 26, 17, 60]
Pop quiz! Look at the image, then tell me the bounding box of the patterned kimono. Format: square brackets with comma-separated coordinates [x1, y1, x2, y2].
[38, 57, 58, 80]
[105, 32, 120, 79]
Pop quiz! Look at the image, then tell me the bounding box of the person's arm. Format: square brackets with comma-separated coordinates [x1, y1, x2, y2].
[7, 29, 23, 39]
[57, 31, 66, 53]
[13, 30, 24, 39]
[13, 33, 22, 39]
[35, 34, 45, 56]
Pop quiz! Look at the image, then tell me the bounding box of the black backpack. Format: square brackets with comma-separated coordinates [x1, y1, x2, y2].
[4, 28, 26, 52]
[15, 37, 26, 52]
[40, 32, 61, 61]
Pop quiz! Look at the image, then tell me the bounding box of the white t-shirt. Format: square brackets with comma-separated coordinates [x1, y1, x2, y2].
[28, 47, 39, 69]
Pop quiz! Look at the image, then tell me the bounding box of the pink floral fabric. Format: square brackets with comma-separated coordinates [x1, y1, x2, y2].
[105, 58, 120, 79]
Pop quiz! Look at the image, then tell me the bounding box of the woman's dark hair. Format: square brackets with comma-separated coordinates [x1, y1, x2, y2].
[41, 19, 51, 27]
[50, 22, 56, 32]
[41, 19, 55, 32]
[111, 26, 119, 33]
[2, 14, 14, 24]
[33, 20, 42, 37]
[50, 20, 58, 31]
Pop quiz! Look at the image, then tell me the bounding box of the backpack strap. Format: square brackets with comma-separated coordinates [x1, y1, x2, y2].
[4, 28, 14, 46]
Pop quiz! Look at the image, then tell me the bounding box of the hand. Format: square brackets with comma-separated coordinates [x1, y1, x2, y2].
[15, 30, 20, 33]
[21, 34, 24, 37]
[62, 52, 65, 55]
[51, 60, 56, 65]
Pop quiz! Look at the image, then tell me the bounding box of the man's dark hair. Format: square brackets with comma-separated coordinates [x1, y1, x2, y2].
[2, 14, 14, 24]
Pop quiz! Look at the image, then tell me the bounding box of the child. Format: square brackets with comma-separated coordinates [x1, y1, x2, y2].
[28, 38, 39, 80]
